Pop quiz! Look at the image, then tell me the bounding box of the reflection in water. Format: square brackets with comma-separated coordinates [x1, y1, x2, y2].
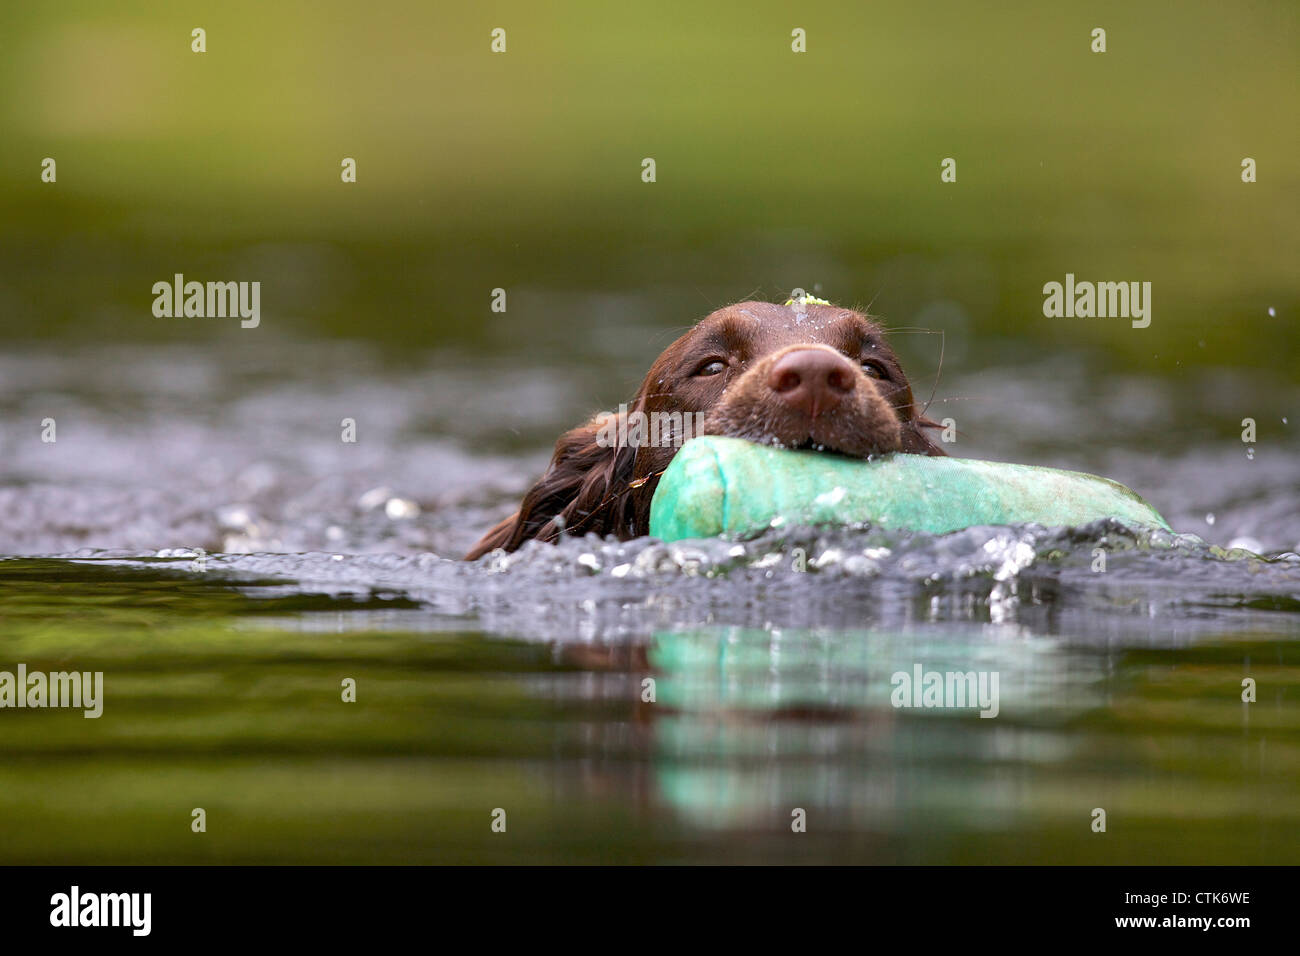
[554, 624, 1300, 861]
[646, 626, 1093, 831]
[0, 556, 1296, 863]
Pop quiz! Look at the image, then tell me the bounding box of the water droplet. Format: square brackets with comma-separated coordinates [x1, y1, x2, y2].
[384, 497, 419, 520]
[358, 487, 391, 511]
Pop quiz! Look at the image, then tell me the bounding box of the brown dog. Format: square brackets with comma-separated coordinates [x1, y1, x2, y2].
[466, 299, 945, 559]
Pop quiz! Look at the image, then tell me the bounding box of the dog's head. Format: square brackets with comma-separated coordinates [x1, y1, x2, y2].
[466, 299, 944, 558]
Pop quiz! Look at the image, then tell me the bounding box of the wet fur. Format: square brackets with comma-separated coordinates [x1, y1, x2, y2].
[466, 300, 944, 559]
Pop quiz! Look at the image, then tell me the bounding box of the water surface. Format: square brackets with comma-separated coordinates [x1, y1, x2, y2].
[0, 340, 1295, 864]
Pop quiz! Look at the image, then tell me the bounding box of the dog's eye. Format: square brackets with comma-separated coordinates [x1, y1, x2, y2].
[861, 360, 887, 379]
[695, 360, 727, 377]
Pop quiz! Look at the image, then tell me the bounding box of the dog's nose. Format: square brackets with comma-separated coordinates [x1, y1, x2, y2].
[766, 348, 856, 418]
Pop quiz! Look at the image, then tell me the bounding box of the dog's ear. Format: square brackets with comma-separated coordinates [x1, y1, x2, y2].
[900, 415, 948, 457]
[464, 410, 641, 560]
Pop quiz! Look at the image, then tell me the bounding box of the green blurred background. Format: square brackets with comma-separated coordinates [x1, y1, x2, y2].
[1, 0, 1295, 371]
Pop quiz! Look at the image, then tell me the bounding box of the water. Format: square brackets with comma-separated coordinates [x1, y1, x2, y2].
[1, 339, 1296, 863]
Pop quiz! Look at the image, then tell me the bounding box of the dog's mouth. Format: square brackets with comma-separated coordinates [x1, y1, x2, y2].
[757, 434, 895, 459]
[701, 411, 902, 460]
[782, 436, 870, 456]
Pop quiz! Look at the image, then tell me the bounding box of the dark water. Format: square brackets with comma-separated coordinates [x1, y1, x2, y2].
[1, 339, 1296, 863]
